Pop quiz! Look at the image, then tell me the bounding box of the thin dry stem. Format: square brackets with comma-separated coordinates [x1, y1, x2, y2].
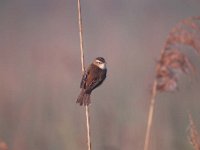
[77, 0, 85, 73]
[144, 80, 157, 150]
[77, 0, 91, 150]
[188, 114, 200, 150]
[85, 106, 91, 150]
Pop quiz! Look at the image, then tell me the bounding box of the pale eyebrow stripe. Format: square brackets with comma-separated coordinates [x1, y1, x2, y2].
[95, 60, 101, 63]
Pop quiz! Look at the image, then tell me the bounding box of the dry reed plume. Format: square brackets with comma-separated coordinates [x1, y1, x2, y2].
[77, 0, 91, 150]
[188, 114, 200, 150]
[144, 16, 200, 150]
[156, 16, 200, 91]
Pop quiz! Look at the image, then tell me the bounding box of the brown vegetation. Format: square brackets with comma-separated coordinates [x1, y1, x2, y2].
[156, 16, 200, 92]
[144, 16, 200, 150]
[188, 114, 200, 150]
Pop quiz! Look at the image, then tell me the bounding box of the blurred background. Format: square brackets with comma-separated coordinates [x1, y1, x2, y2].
[0, 0, 200, 150]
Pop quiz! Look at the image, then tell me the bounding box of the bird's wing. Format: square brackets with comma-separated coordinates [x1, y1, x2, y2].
[85, 69, 107, 93]
[80, 71, 87, 88]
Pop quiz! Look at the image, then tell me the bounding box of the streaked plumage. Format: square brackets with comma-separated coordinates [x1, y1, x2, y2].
[77, 57, 107, 106]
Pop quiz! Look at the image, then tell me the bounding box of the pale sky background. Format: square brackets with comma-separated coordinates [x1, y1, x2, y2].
[0, 0, 200, 150]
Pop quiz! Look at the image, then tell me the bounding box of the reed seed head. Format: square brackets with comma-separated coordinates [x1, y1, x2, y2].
[156, 16, 200, 92]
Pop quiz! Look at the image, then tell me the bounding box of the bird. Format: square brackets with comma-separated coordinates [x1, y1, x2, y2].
[77, 57, 107, 106]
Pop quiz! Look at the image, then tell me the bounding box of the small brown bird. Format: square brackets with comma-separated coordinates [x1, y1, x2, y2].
[77, 57, 107, 106]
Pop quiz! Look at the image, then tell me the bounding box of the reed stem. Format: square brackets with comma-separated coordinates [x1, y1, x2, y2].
[77, 0, 91, 150]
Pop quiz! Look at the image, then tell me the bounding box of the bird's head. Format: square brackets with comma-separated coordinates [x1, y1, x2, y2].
[93, 57, 106, 70]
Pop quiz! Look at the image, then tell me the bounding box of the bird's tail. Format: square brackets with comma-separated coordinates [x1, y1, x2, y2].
[76, 89, 91, 106]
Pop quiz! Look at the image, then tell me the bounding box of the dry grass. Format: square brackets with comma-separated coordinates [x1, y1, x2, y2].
[144, 16, 200, 150]
[156, 16, 200, 92]
[188, 114, 200, 150]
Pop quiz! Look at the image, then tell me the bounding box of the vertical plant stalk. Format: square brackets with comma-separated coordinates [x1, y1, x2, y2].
[77, 0, 91, 150]
[77, 0, 85, 72]
[85, 105, 91, 150]
[143, 46, 165, 150]
[143, 80, 157, 150]
[188, 113, 200, 150]
[143, 16, 200, 150]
